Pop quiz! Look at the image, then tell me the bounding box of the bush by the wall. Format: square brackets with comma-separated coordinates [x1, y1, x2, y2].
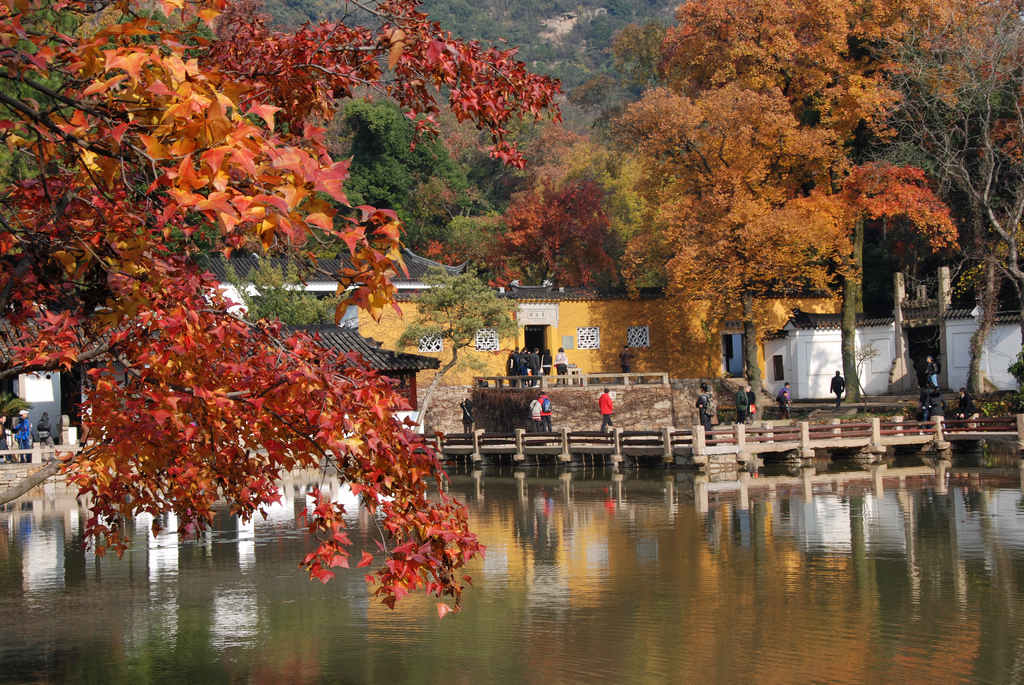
[470, 388, 536, 433]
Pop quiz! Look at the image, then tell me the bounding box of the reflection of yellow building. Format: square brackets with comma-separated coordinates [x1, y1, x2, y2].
[359, 286, 837, 385]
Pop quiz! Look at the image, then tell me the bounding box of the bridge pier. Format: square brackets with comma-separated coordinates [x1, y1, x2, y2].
[799, 421, 815, 459]
[932, 416, 951, 452]
[513, 428, 525, 464]
[558, 428, 571, 463]
[611, 427, 623, 467]
[473, 429, 484, 465]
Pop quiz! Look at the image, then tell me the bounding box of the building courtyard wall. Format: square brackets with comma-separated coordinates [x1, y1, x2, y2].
[359, 294, 838, 390]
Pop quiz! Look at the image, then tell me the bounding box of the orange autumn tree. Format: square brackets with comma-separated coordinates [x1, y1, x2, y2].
[622, 0, 955, 398]
[617, 85, 848, 402]
[0, 0, 558, 613]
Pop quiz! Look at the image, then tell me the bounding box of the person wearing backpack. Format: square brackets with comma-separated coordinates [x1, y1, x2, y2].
[538, 391, 553, 432]
[529, 393, 544, 432]
[696, 383, 715, 432]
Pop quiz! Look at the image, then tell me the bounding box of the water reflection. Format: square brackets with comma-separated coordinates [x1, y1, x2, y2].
[6, 454, 1024, 682]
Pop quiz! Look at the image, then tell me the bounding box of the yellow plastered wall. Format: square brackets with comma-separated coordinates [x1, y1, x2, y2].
[358, 295, 837, 386]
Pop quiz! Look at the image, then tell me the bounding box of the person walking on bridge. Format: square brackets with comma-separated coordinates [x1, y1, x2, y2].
[599, 388, 614, 432]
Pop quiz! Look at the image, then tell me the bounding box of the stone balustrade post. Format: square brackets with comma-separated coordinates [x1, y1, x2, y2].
[559, 428, 571, 462]
[513, 428, 525, 462]
[473, 428, 484, 462]
[870, 417, 882, 452]
[662, 426, 674, 464]
[693, 425, 706, 457]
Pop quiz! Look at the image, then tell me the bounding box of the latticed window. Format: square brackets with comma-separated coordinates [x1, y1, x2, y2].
[577, 327, 600, 350]
[626, 325, 650, 348]
[418, 335, 443, 353]
[474, 328, 499, 351]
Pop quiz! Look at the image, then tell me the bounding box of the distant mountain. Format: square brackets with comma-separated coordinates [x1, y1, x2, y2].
[259, 0, 678, 90]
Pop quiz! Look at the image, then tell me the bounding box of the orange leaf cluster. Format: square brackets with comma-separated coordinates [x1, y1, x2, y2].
[0, 0, 556, 609]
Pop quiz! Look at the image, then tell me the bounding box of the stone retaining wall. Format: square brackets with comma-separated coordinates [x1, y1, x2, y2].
[0, 463, 67, 491]
[422, 379, 747, 433]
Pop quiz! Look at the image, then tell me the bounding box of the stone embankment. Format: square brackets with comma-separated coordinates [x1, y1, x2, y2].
[421, 378, 727, 434]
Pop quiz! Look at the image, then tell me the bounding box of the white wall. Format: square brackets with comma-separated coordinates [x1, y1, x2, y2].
[945, 318, 976, 391]
[944, 316, 1022, 391]
[761, 324, 896, 399]
[983, 323, 1021, 390]
[854, 327, 896, 396]
[762, 337, 791, 399]
[797, 330, 843, 398]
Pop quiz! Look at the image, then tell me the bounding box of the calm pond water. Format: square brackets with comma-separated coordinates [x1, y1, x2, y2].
[4, 452, 1024, 684]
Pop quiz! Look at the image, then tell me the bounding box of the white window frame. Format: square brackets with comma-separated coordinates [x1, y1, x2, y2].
[418, 335, 443, 353]
[626, 325, 650, 349]
[577, 326, 601, 350]
[474, 328, 499, 351]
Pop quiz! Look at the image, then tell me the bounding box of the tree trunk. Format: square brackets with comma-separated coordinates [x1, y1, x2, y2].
[416, 348, 460, 432]
[741, 293, 762, 410]
[0, 459, 60, 506]
[967, 259, 996, 395]
[841, 276, 860, 402]
[841, 220, 864, 402]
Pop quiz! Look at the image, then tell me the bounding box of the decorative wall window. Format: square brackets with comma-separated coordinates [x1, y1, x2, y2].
[418, 335, 443, 353]
[474, 328, 499, 351]
[626, 325, 650, 348]
[772, 354, 785, 381]
[577, 327, 601, 350]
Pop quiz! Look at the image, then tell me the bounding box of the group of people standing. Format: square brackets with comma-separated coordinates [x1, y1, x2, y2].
[0, 410, 54, 463]
[506, 347, 571, 386]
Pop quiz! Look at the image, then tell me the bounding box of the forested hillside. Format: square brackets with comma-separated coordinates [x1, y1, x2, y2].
[260, 0, 677, 90]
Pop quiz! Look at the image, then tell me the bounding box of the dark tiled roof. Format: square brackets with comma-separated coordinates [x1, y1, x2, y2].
[289, 325, 439, 372]
[945, 307, 1021, 323]
[200, 248, 465, 284]
[902, 306, 940, 320]
[492, 284, 665, 301]
[786, 309, 893, 330]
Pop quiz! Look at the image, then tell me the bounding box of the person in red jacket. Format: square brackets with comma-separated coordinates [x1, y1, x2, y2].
[599, 388, 614, 432]
[538, 392, 553, 432]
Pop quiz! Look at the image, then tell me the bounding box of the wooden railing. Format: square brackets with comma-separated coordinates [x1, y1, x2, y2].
[435, 415, 1024, 464]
